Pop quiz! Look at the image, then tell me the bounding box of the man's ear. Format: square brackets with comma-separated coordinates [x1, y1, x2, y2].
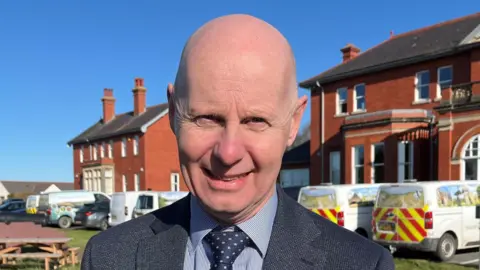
[287, 95, 308, 147]
[167, 83, 176, 134]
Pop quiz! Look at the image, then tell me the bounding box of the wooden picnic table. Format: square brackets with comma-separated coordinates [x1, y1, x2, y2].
[0, 237, 76, 270]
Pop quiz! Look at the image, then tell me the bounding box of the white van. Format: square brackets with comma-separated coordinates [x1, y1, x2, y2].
[132, 191, 190, 219]
[26, 195, 40, 214]
[372, 180, 480, 261]
[37, 190, 111, 229]
[109, 191, 147, 227]
[109, 191, 189, 226]
[298, 184, 381, 239]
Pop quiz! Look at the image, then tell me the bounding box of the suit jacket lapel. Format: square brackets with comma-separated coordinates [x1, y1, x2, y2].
[136, 194, 191, 270]
[263, 186, 328, 270]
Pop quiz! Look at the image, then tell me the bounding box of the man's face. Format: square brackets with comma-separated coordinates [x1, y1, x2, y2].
[172, 49, 303, 220]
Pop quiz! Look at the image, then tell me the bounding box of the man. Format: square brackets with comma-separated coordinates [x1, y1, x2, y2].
[81, 14, 395, 270]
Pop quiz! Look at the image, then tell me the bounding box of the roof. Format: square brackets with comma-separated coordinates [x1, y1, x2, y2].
[67, 103, 169, 146]
[0, 181, 74, 194]
[300, 12, 480, 88]
[282, 140, 310, 165]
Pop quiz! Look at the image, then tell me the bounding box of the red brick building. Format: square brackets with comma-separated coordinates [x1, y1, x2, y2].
[67, 78, 187, 193]
[299, 13, 480, 185]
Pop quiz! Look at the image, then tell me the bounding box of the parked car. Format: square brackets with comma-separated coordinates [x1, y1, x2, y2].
[0, 200, 26, 213]
[0, 212, 47, 226]
[74, 201, 110, 231]
[0, 198, 24, 206]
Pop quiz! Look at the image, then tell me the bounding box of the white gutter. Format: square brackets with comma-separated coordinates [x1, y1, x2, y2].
[316, 81, 325, 183]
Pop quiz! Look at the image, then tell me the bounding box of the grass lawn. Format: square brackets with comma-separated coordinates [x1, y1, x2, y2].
[11, 228, 476, 269]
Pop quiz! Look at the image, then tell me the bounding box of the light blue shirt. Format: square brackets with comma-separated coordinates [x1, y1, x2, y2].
[183, 188, 278, 270]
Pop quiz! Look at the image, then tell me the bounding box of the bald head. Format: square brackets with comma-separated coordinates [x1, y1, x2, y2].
[168, 15, 307, 223]
[173, 14, 297, 101]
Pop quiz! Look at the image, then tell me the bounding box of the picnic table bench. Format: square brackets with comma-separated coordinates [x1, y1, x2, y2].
[2, 252, 62, 270]
[0, 237, 79, 270]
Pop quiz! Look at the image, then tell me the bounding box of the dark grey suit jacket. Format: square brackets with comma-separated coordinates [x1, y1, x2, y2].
[81, 187, 395, 270]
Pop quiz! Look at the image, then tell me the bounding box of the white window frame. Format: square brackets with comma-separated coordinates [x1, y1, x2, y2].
[398, 141, 414, 183]
[122, 175, 127, 192]
[352, 145, 364, 184]
[121, 138, 127, 157]
[79, 146, 84, 163]
[89, 145, 93, 160]
[336, 87, 348, 115]
[415, 70, 430, 101]
[460, 135, 480, 181]
[108, 140, 113, 159]
[437, 65, 453, 99]
[170, 173, 180, 192]
[371, 143, 385, 183]
[133, 135, 139, 156]
[353, 83, 366, 112]
[100, 142, 105, 159]
[134, 173, 140, 191]
[93, 143, 98, 160]
[329, 151, 341, 185]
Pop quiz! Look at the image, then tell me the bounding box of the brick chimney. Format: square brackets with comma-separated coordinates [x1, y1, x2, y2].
[340, 43, 361, 63]
[132, 77, 146, 115]
[101, 88, 115, 123]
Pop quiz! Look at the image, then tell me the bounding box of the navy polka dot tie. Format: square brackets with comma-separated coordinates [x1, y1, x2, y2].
[204, 226, 251, 270]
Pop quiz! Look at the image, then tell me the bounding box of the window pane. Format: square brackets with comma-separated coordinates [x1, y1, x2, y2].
[341, 103, 347, 113]
[373, 144, 384, 164]
[355, 84, 365, 97]
[356, 167, 364, 184]
[355, 146, 364, 165]
[404, 164, 411, 179]
[465, 159, 478, 180]
[418, 71, 430, 85]
[338, 88, 347, 100]
[439, 67, 452, 82]
[404, 142, 412, 163]
[419, 85, 429, 99]
[373, 165, 384, 183]
[356, 97, 365, 110]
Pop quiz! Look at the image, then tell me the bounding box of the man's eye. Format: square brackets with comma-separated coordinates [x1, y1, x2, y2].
[193, 115, 222, 126]
[242, 117, 269, 130]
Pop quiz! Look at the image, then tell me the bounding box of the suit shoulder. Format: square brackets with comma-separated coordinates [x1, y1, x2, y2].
[87, 199, 186, 245]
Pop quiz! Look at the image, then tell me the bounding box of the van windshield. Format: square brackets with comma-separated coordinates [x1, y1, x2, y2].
[26, 197, 37, 208]
[299, 188, 337, 209]
[376, 185, 425, 208]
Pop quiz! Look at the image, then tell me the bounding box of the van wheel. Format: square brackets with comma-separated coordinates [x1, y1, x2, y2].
[58, 216, 72, 229]
[435, 233, 457, 261]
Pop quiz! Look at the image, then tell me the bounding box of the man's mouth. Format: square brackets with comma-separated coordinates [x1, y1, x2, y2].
[202, 168, 251, 181]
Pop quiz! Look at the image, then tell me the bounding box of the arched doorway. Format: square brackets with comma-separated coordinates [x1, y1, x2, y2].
[461, 135, 480, 180]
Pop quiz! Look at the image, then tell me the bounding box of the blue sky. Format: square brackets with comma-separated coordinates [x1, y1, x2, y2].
[0, 1, 476, 182]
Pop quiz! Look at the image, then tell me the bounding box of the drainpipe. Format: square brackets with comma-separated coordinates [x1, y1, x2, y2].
[316, 81, 325, 183]
[429, 114, 436, 180]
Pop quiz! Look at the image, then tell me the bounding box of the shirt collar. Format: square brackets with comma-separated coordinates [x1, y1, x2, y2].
[189, 187, 278, 258]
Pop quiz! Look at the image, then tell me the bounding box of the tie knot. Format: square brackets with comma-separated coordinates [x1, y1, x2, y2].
[204, 227, 251, 269]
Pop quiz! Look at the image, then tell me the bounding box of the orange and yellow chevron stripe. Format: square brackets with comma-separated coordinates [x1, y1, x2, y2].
[372, 206, 429, 242]
[311, 206, 340, 224]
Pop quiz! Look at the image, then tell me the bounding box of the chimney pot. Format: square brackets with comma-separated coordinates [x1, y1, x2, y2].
[340, 43, 361, 63]
[103, 88, 113, 97]
[135, 78, 144, 87]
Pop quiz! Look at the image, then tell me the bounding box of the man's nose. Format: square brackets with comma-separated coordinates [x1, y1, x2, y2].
[213, 127, 246, 166]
